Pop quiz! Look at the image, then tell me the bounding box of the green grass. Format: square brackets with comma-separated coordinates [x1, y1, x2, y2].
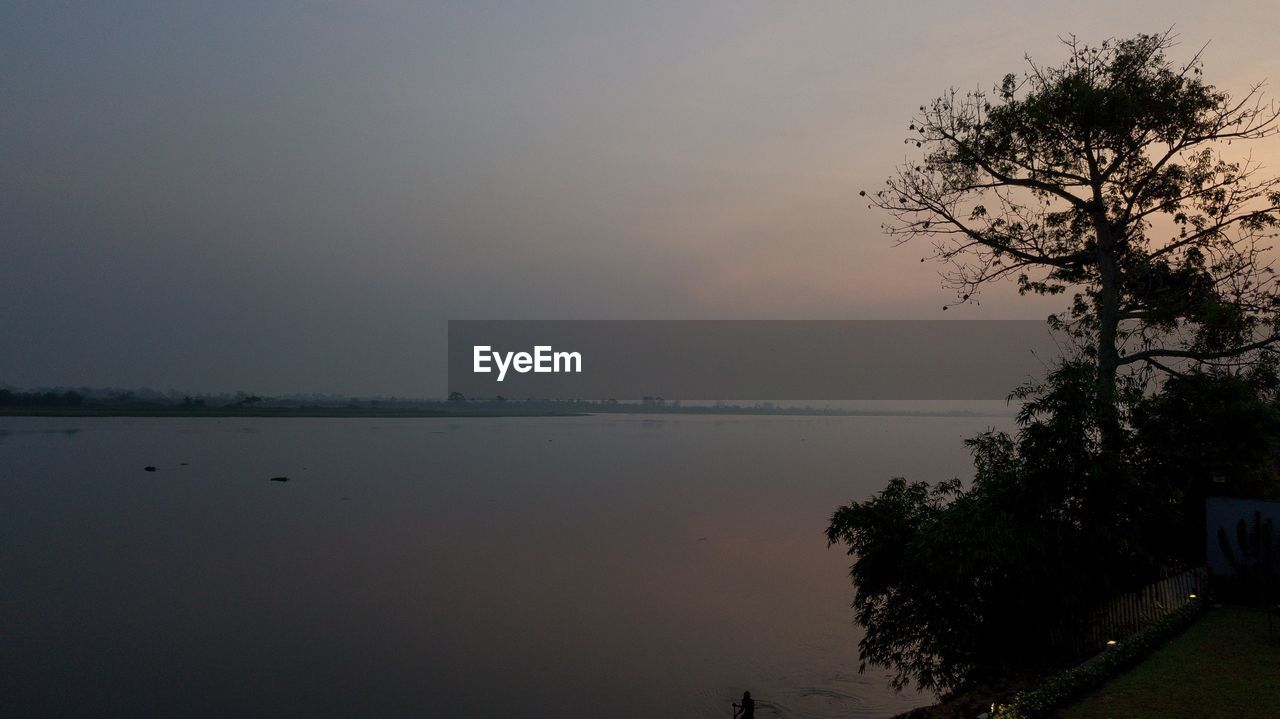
[1066, 607, 1280, 719]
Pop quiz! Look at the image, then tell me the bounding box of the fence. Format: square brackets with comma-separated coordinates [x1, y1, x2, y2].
[1053, 566, 1208, 657]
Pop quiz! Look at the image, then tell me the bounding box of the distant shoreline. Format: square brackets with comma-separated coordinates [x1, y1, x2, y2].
[0, 406, 588, 418]
[0, 406, 1014, 419]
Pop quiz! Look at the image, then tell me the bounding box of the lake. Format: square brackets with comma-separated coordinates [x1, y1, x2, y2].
[1, 414, 1012, 718]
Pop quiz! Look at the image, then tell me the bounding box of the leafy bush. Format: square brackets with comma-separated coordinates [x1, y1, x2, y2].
[827, 362, 1279, 693]
[991, 600, 1209, 719]
[828, 361, 1146, 691]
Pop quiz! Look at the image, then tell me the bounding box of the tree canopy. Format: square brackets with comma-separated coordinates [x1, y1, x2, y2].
[832, 32, 1280, 694]
[865, 31, 1280, 448]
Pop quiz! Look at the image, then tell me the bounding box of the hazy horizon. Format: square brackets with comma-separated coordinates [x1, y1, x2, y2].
[5, 1, 1280, 395]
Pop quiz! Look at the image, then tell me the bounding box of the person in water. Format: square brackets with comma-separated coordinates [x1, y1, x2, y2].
[732, 690, 754, 718]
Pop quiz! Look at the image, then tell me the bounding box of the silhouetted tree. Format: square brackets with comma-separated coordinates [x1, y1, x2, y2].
[1132, 364, 1280, 559]
[865, 31, 1280, 459]
[829, 361, 1136, 692]
[834, 31, 1280, 693]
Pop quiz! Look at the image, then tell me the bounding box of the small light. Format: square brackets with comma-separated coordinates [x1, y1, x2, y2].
[1188, 593, 1197, 599]
[1106, 640, 1118, 647]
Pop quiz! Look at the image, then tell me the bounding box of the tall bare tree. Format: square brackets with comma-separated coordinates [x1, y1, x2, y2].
[866, 31, 1280, 455]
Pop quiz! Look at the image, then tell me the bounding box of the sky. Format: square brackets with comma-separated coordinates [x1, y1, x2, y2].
[3, 1, 1279, 396]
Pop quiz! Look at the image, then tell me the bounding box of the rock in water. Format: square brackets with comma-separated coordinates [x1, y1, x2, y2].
[144, 466, 157, 472]
[270, 476, 290, 483]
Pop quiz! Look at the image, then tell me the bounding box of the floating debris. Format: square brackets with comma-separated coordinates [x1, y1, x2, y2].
[144, 466, 157, 472]
[269, 476, 290, 483]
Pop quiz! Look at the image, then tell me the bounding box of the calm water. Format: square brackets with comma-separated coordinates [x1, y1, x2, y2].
[1, 414, 1010, 718]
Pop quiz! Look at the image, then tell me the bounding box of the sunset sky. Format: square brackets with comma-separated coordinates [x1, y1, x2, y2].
[4, 1, 1279, 395]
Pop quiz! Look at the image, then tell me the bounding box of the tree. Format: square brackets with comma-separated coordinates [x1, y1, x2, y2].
[1131, 363, 1280, 559]
[828, 361, 1139, 692]
[864, 31, 1280, 457]
[831, 32, 1280, 693]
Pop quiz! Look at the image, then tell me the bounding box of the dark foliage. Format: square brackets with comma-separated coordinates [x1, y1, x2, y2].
[828, 361, 1280, 692]
[991, 599, 1209, 719]
[866, 30, 1280, 460]
[832, 30, 1280, 694]
[1131, 365, 1280, 560]
[0, 389, 84, 407]
[830, 362, 1114, 691]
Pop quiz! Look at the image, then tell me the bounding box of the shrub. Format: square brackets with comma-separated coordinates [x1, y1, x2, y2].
[990, 600, 1209, 718]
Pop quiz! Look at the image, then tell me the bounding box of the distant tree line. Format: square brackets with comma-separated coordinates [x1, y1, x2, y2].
[1, 385, 932, 417]
[0, 389, 84, 407]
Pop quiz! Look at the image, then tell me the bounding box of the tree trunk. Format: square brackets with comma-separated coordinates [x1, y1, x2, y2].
[1096, 244, 1123, 460]
[1092, 197, 1124, 485]
[1089, 153, 1125, 471]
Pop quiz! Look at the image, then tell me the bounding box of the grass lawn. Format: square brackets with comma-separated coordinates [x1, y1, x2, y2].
[1066, 607, 1280, 718]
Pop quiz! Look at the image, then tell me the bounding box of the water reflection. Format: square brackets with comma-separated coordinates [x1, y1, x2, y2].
[0, 426, 82, 441]
[0, 415, 1006, 718]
